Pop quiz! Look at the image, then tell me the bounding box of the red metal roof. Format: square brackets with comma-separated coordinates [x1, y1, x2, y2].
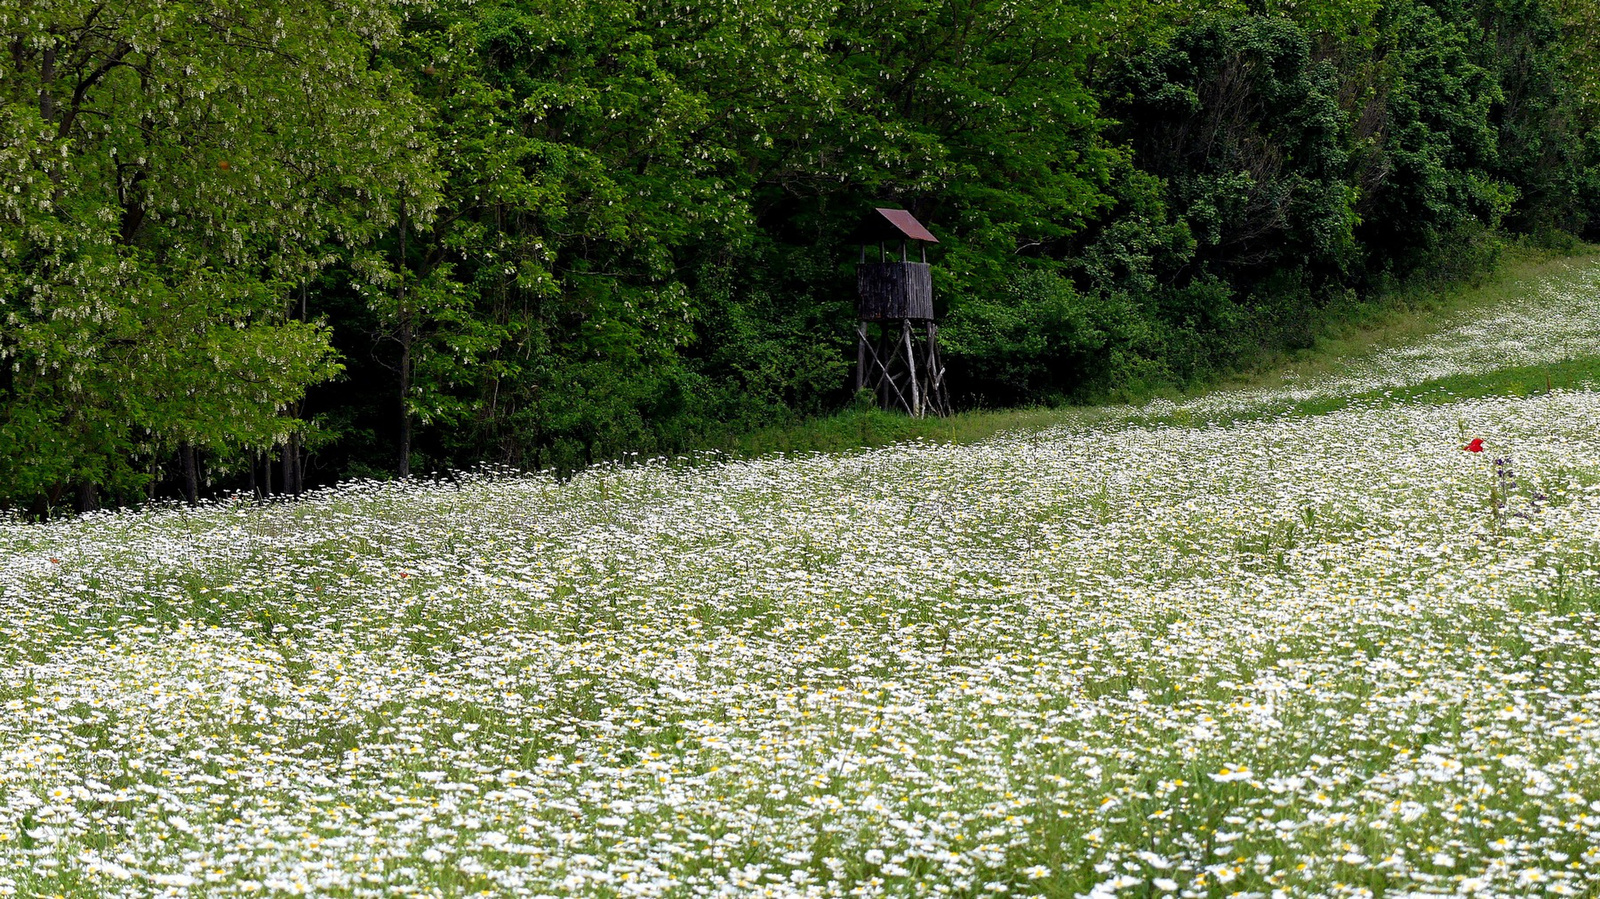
[872, 208, 938, 243]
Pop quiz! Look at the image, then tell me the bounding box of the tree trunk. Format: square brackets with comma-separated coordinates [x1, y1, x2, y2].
[75, 482, 98, 513]
[180, 442, 198, 506]
[262, 448, 273, 497]
[399, 321, 413, 479]
[38, 43, 56, 126]
[38, 41, 65, 203]
[291, 432, 303, 497]
[397, 203, 413, 479]
[281, 439, 297, 500]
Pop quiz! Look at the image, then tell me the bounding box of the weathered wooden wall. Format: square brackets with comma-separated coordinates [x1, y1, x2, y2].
[857, 262, 934, 320]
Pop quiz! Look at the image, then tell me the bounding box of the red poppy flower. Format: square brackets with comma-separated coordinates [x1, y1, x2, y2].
[1464, 438, 1484, 453]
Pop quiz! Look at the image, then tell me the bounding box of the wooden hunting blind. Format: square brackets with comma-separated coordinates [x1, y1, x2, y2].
[854, 208, 949, 417]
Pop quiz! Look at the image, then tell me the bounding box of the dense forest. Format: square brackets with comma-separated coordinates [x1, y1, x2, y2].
[3, 0, 1598, 515]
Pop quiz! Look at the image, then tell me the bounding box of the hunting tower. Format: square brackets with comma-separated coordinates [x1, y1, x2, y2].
[853, 208, 949, 417]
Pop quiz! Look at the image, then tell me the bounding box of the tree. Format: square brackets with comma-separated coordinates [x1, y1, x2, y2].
[0, 0, 434, 513]
[1355, 0, 1512, 274]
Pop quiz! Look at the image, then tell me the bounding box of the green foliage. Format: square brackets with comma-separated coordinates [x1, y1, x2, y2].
[0, 0, 431, 511]
[4, 0, 1596, 504]
[1110, 15, 1359, 276]
[945, 268, 1158, 403]
[1087, 14, 1366, 381]
[1356, 0, 1513, 270]
[339, 0, 852, 473]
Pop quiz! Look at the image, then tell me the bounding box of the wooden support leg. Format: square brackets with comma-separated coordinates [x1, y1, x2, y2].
[902, 319, 921, 417]
[859, 322, 907, 413]
[856, 316, 952, 417]
[855, 322, 867, 393]
[923, 321, 948, 417]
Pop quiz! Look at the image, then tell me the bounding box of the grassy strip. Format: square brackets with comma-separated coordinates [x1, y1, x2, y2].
[1123, 353, 1600, 433]
[702, 245, 1600, 458]
[1300, 354, 1600, 413]
[1215, 243, 1600, 390]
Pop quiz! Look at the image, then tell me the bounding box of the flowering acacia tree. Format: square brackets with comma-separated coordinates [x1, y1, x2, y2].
[354, 0, 846, 473]
[0, 0, 436, 513]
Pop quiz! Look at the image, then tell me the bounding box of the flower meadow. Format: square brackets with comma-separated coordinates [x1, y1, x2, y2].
[6, 264, 1600, 898]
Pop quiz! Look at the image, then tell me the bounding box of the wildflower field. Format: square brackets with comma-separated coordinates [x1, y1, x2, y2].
[8, 260, 1600, 898]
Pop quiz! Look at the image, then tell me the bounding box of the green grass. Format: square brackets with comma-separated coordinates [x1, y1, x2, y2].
[1306, 354, 1600, 411]
[1214, 242, 1600, 386]
[1121, 353, 1600, 433]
